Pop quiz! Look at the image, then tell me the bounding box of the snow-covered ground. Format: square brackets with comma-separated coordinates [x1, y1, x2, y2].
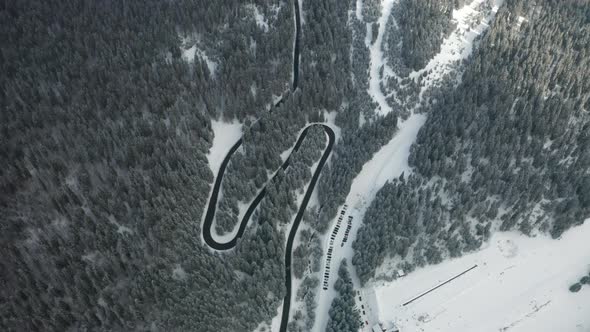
[252, 305, 283, 332]
[368, 219, 590, 332]
[367, 0, 503, 115]
[367, 0, 397, 116]
[254, 123, 335, 331]
[410, 0, 504, 101]
[207, 119, 243, 174]
[200, 119, 242, 244]
[312, 114, 426, 332]
[355, 0, 364, 21]
[180, 39, 218, 76]
[311, 0, 516, 331]
[323, 110, 342, 144]
[246, 4, 270, 32]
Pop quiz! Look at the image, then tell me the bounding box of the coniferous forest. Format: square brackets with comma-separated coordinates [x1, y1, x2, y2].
[1, 0, 589, 331]
[353, 0, 590, 284]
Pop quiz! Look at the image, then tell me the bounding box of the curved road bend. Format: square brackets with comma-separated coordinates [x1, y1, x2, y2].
[202, 0, 313, 329]
[202, 125, 335, 331]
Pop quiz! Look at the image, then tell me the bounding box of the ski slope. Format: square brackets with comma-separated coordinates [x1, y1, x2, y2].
[368, 219, 590, 332]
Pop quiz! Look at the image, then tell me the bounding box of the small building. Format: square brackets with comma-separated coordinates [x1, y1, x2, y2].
[383, 321, 400, 332]
[372, 321, 400, 332]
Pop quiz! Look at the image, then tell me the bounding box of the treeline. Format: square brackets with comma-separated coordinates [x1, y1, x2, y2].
[325, 260, 362, 332]
[213, 96, 323, 234]
[177, 0, 296, 120]
[317, 113, 399, 231]
[311, 0, 404, 232]
[395, 0, 455, 70]
[292, 229, 323, 279]
[353, 0, 590, 284]
[254, 125, 328, 227]
[0, 0, 307, 331]
[299, 0, 353, 112]
[287, 274, 320, 332]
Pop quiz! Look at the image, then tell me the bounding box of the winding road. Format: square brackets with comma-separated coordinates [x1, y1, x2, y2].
[202, 1, 322, 330]
[202, 124, 334, 331]
[202, 124, 334, 250]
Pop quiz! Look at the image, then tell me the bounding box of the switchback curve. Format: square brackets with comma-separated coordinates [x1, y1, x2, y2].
[201, 124, 334, 331]
[201, 0, 319, 330]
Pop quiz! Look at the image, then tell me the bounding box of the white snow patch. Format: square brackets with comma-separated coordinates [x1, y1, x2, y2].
[82, 251, 99, 264]
[252, 304, 283, 332]
[247, 4, 269, 32]
[410, 0, 504, 101]
[356, 0, 364, 21]
[172, 265, 187, 281]
[181, 43, 218, 76]
[286, 155, 327, 324]
[364, 23, 373, 48]
[312, 113, 427, 332]
[367, 0, 397, 116]
[116, 225, 133, 235]
[200, 119, 243, 244]
[206, 122, 332, 243]
[182, 45, 197, 63]
[370, 219, 590, 332]
[207, 119, 243, 174]
[359, 111, 367, 127]
[198, 50, 218, 76]
[516, 15, 528, 29]
[323, 110, 342, 143]
[270, 304, 283, 332]
[108, 214, 133, 235]
[272, 94, 283, 106]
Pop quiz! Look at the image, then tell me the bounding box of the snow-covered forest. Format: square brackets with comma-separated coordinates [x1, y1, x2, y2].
[1, 0, 589, 331]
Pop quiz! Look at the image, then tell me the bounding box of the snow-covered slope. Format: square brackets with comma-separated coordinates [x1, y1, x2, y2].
[246, 4, 270, 32]
[368, 219, 590, 332]
[206, 120, 243, 174]
[410, 0, 504, 100]
[367, 0, 397, 115]
[312, 114, 426, 332]
[201, 119, 243, 244]
[368, 0, 503, 115]
[180, 36, 218, 76]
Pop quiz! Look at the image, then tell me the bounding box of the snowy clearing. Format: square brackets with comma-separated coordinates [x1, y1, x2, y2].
[368, 0, 503, 116]
[252, 304, 283, 332]
[182, 45, 197, 63]
[367, 0, 397, 116]
[312, 113, 426, 332]
[180, 41, 218, 76]
[200, 119, 242, 244]
[312, 0, 509, 329]
[410, 0, 503, 99]
[355, 0, 364, 21]
[246, 4, 269, 32]
[206, 119, 243, 175]
[368, 219, 590, 332]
